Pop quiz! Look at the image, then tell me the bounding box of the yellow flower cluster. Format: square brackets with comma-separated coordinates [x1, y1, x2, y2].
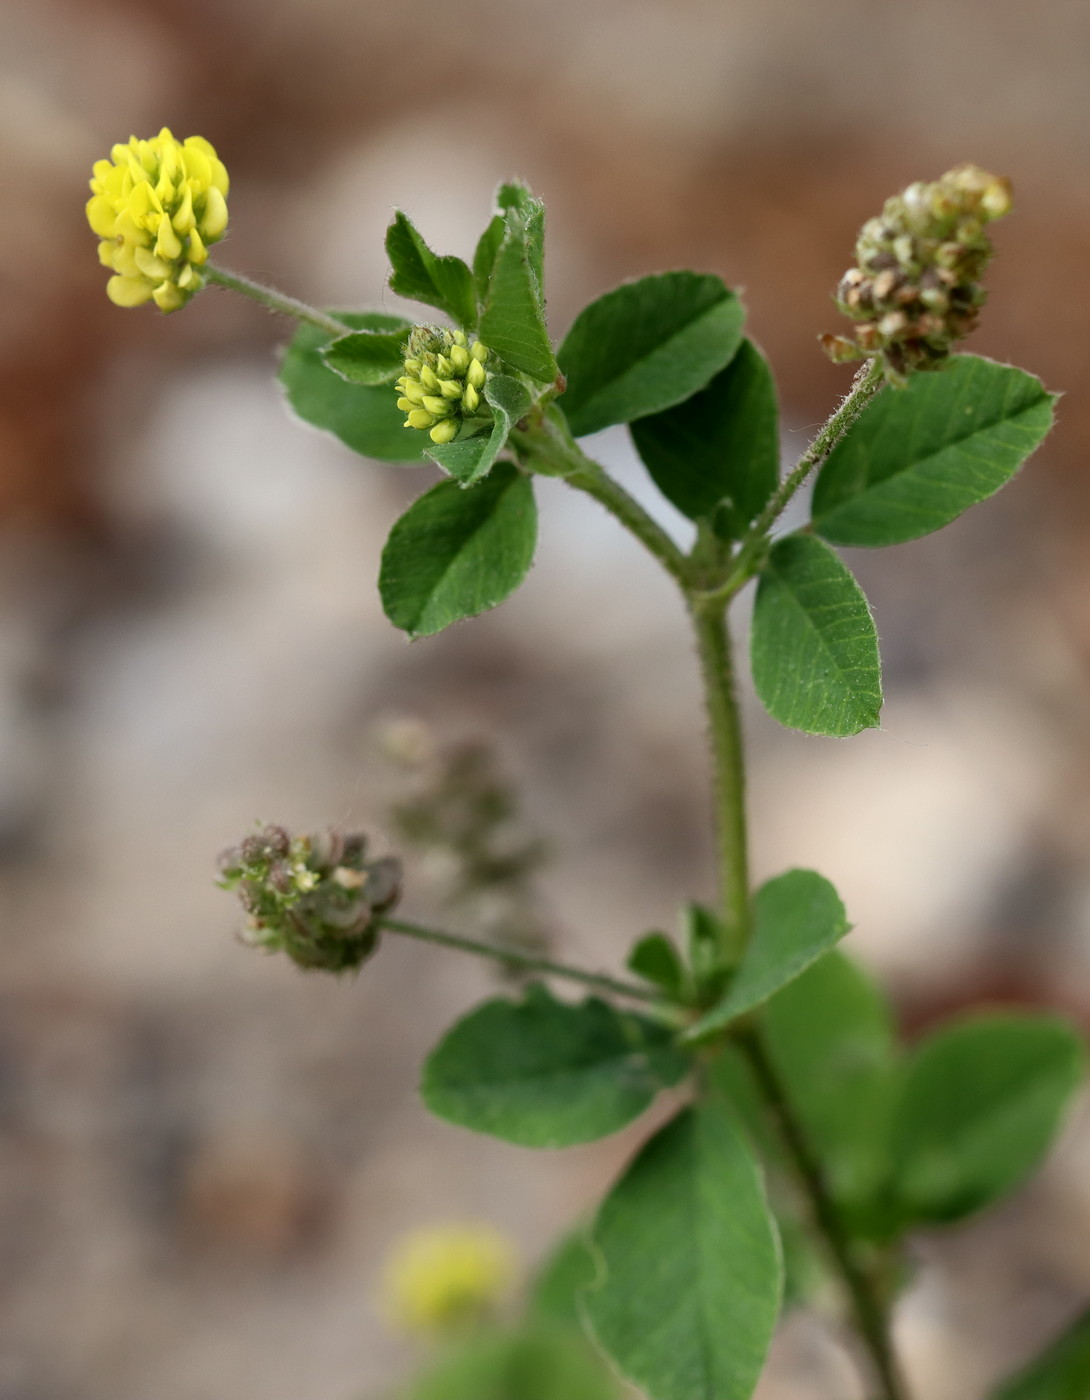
[396, 327, 490, 444]
[382, 1223, 517, 1334]
[87, 128, 229, 312]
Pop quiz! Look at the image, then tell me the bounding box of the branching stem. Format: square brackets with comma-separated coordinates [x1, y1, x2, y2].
[704, 358, 885, 603]
[378, 916, 670, 1005]
[206, 265, 352, 338]
[739, 1031, 909, 1400]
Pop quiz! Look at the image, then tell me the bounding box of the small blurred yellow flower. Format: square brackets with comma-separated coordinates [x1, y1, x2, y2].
[382, 1223, 518, 1334]
[86, 128, 229, 312]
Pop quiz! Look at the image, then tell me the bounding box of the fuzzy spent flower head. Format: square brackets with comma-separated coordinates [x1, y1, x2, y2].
[382, 1223, 518, 1335]
[217, 823, 400, 973]
[822, 163, 1013, 384]
[87, 128, 229, 312]
[396, 326, 491, 445]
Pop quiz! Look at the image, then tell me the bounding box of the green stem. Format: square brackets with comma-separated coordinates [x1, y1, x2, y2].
[205, 264, 352, 338]
[689, 596, 750, 959]
[739, 1032, 909, 1400]
[378, 917, 670, 1005]
[511, 412, 691, 589]
[708, 358, 885, 602]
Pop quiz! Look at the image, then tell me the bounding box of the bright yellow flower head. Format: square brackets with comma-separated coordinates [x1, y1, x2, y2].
[382, 1222, 518, 1334]
[86, 128, 229, 312]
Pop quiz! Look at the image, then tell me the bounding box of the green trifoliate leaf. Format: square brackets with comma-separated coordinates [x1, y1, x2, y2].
[386, 210, 477, 330]
[379, 462, 537, 638]
[685, 870, 849, 1043]
[812, 355, 1057, 546]
[751, 534, 882, 737]
[279, 312, 427, 464]
[889, 1013, 1085, 1225]
[322, 328, 406, 386]
[558, 272, 745, 438]
[421, 984, 689, 1147]
[427, 375, 532, 486]
[760, 952, 900, 1229]
[991, 1306, 1090, 1400]
[630, 339, 779, 533]
[585, 1101, 783, 1400]
[478, 195, 556, 384]
[626, 931, 686, 998]
[405, 1321, 619, 1400]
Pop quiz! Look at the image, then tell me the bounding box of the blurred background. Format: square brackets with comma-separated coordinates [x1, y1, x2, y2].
[3, 0, 1090, 1396]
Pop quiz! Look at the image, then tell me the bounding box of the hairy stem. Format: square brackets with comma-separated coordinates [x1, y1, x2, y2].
[205, 265, 352, 338]
[689, 597, 750, 960]
[512, 413, 691, 588]
[709, 358, 885, 601]
[378, 917, 670, 1005]
[740, 1032, 909, 1400]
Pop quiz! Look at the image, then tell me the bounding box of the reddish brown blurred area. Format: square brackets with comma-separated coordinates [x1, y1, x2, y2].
[3, 2, 1090, 1398]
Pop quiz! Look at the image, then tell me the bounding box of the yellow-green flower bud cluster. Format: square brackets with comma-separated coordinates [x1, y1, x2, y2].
[382, 1223, 518, 1335]
[823, 164, 1013, 382]
[86, 128, 229, 312]
[218, 824, 400, 973]
[396, 327, 490, 444]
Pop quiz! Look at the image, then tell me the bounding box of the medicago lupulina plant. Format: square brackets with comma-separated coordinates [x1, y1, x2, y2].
[90, 133, 1089, 1400]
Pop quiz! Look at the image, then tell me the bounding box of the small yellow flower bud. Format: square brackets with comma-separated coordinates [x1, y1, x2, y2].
[448, 344, 470, 373]
[466, 357, 486, 390]
[470, 341, 488, 362]
[422, 395, 450, 416]
[438, 378, 463, 400]
[87, 128, 229, 312]
[429, 419, 459, 444]
[462, 382, 480, 413]
[407, 409, 435, 430]
[435, 355, 454, 377]
[419, 365, 440, 391]
[396, 397, 414, 412]
[107, 275, 154, 308]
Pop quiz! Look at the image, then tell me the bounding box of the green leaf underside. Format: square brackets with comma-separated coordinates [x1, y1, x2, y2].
[379, 462, 537, 638]
[686, 902, 731, 996]
[631, 339, 779, 531]
[497, 181, 546, 287]
[751, 534, 882, 736]
[586, 1101, 782, 1400]
[421, 984, 688, 1147]
[322, 328, 406, 385]
[627, 932, 686, 996]
[405, 1321, 618, 1400]
[427, 375, 532, 486]
[478, 205, 556, 383]
[386, 210, 477, 329]
[558, 272, 746, 438]
[473, 214, 506, 310]
[991, 1306, 1090, 1400]
[812, 355, 1056, 546]
[280, 312, 426, 463]
[685, 870, 849, 1042]
[532, 1231, 601, 1328]
[890, 1013, 1085, 1224]
[760, 952, 899, 1218]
